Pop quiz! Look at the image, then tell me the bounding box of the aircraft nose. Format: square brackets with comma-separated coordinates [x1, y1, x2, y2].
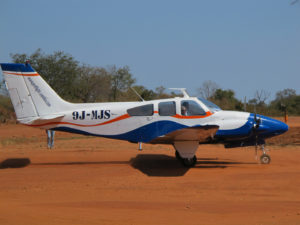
[277, 120, 289, 134]
[257, 115, 289, 137]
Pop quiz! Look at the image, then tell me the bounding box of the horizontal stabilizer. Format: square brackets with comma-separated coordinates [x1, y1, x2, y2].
[18, 114, 65, 125]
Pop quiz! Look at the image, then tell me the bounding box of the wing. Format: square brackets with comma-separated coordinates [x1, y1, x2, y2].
[150, 125, 219, 144]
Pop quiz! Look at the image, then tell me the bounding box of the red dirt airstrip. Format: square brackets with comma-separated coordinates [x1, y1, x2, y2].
[0, 117, 300, 225]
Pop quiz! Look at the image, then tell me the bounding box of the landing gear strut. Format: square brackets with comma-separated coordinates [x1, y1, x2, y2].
[175, 150, 197, 167]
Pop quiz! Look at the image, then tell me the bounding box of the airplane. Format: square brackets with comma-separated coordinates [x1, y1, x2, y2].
[0, 62, 289, 167]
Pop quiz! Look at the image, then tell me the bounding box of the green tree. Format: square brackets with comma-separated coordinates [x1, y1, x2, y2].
[0, 95, 15, 123]
[11, 49, 80, 101]
[246, 90, 271, 115]
[130, 85, 156, 101]
[270, 89, 300, 116]
[212, 89, 243, 111]
[275, 88, 296, 100]
[109, 65, 136, 101]
[74, 65, 111, 102]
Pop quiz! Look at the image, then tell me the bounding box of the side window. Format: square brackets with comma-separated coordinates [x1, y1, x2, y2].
[181, 100, 206, 116]
[127, 104, 154, 116]
[159, 101, 176, 116]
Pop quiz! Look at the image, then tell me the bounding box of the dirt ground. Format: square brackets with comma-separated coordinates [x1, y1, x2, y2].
[0, 117, 300, 225]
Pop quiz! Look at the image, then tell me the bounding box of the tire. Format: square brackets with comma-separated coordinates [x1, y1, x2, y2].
[260, 154, 271, 164]
[182, 156, 197, 167]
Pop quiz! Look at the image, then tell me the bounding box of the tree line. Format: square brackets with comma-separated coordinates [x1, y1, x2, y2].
[0, 49, 299, 122]
[9, 49, 177, 103]
[198, 81, 300, 116]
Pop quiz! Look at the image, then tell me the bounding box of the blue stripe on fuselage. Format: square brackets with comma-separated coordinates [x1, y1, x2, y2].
[53, 115, 254, 143]
[53, 120, 188, 143]
[215, 115, 253, 139]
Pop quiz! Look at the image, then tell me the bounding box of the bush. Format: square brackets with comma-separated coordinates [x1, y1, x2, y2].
[0, 95, 15, 123]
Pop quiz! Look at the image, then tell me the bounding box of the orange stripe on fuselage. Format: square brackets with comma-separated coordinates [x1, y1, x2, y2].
[172, 111, 213, 119]
[3, 71, 39, 76]
[28, 114, 131, 128]
[27, 110, 212, 128]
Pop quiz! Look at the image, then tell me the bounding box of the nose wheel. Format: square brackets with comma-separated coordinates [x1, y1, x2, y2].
[256, 144, 271, 164]
[260, 154, 271, 164]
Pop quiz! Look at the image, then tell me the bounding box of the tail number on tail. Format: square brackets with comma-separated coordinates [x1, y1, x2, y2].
[72, 110, 111, 120]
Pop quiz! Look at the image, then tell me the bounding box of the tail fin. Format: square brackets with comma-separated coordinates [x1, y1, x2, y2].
[0, 63, 70, 123]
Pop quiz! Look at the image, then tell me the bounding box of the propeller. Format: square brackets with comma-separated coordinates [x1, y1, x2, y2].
[254, 113, 261, 129]
[253, 106, 261, 160]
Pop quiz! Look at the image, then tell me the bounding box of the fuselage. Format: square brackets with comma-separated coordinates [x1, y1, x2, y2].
[27, 97, 288, 145]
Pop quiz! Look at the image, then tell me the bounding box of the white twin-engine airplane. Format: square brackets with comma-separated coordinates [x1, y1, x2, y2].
[0, 63, 288, 167]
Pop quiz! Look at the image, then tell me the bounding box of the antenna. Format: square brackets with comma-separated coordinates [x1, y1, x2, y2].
[169, 88, 190, 98]
[130, 87, 145, 102]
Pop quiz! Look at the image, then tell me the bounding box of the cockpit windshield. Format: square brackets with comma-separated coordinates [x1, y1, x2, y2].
[197, 98, 221, 112]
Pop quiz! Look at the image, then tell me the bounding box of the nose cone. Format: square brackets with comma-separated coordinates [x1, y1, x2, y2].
[277, 120, 289, 134]
[256, 115, 289, 138]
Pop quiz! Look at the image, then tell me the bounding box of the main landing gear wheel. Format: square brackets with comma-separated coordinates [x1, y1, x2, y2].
[260, 154, 271, 164]
[182, 156, 197, 167]
[175, 151, 197, 167]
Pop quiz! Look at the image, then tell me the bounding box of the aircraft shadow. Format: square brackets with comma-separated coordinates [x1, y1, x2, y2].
[0, 158, 31, 169]
[130, 154, 256, 177]
[0, 156, 255, 174]
[32, 161, 129, 166]
[130, 154, 189, 177]
[194, 159, 256, 168]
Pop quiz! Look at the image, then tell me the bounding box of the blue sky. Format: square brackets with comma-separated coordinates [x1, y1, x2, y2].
[0, 0, 299, 101]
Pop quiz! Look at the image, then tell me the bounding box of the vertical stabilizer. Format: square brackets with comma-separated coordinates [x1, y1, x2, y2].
[0, 63, 71, 121]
